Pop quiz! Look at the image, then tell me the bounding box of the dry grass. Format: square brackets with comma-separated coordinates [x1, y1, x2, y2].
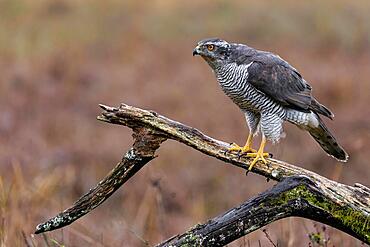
[0, 0, 369, 246]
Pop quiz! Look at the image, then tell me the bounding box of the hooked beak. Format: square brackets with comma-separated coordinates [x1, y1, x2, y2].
[192, 46, 201, 56]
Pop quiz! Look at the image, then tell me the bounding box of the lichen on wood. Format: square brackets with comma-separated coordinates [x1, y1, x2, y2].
[157, 176, 370, 246]
[34, 103, 370, 246]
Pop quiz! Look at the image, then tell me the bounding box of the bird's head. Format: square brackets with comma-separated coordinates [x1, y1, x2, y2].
[193, 38, 231, 68]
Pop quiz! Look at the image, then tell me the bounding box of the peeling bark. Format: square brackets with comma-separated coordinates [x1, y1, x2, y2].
[35, 103, 370, 245]
[157, 176, 370, 246]
[35, 128, 166, 234]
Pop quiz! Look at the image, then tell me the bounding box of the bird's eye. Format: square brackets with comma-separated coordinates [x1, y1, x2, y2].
[207, 44, 215, 51]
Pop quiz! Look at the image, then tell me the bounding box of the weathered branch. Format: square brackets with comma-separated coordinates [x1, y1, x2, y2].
[35, 128, 166, 234]
[157, 176, 369, 246]
[35, 103, 370, 245]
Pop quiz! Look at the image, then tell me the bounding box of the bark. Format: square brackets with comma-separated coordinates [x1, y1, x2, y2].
[35, 128, 166, 234]
[157, 176, 369, 246]
[34, 103, 370, 245]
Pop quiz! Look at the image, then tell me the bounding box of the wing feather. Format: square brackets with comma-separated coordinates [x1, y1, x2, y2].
[235, 48, 333, 119]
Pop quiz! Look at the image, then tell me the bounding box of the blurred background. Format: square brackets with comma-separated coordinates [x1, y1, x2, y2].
[0, 0, 369, 246]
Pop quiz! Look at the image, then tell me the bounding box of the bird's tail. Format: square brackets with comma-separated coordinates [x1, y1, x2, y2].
[307, 117, 348, 162]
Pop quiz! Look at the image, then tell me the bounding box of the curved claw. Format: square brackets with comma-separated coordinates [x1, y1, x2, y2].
[228, 143, 243, 152]
[246, 152, 270, 171]
[227, 143, 257, 154]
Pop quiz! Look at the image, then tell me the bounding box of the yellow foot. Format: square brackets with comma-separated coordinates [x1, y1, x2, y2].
[228, 143, 257, 153]
[246, 151, 270, 170]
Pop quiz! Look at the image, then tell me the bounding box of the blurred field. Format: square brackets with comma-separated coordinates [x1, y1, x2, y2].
[0, 0, 369, 246]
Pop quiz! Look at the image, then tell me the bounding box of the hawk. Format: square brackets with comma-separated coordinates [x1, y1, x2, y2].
[193, 38, 348, 170]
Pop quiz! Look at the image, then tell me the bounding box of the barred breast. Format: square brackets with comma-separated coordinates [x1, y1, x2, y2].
[214, 62, 286, 118]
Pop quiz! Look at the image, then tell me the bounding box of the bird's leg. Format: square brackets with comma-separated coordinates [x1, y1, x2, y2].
[228, 134, 257, 153]
[243, 134, 257, 153]
[246, 135, 269, 170]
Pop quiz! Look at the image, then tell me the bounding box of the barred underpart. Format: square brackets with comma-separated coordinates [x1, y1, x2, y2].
[196, 38, 348, 162]
[214, 62, 286, 141]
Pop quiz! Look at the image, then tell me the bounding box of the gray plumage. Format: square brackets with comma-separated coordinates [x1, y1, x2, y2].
[193, 38, 348, 162]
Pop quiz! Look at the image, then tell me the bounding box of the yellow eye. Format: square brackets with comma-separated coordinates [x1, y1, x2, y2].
[207, 44, 215, 51]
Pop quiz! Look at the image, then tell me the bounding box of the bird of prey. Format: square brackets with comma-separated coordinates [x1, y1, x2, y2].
[193, 38, 348, 170]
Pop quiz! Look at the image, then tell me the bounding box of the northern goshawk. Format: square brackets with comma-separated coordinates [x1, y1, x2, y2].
[193, 38, 348, 169]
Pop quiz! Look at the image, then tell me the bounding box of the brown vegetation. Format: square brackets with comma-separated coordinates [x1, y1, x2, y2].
[0, 0, 369, 246]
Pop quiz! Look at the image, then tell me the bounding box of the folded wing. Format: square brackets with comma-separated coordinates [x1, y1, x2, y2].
[238, 51, 333, 119]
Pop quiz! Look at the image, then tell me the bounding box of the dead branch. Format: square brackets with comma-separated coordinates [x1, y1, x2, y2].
[156, 176, 369, 246]
[35, 103, 370, 245]
[35, 128, 166, 234]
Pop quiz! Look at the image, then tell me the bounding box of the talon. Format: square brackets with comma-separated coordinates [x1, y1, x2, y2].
[226, 134, 258, 158]
[237, 150, 243, 160]
[227, 143, 243, 152]
[246, 135, 270, 171]
[247, 151, 269, 170]
[227, 142, 257, 154]
[246, 152, 270, 158]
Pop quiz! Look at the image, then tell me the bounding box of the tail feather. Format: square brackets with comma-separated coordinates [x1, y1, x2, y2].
[308, 117, 348, 162]
[310, 99, 334, 120]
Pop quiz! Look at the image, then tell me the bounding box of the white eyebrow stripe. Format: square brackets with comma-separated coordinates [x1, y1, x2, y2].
[204, 40, 229, 48]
